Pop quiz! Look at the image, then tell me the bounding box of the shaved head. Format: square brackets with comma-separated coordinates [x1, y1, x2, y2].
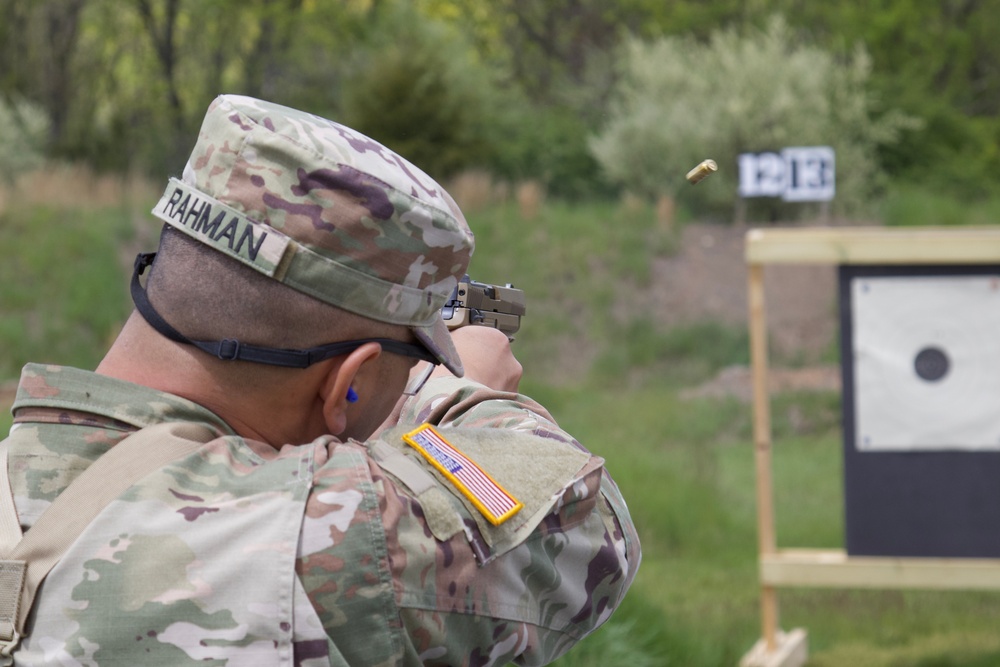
[145, 226, 407, 351]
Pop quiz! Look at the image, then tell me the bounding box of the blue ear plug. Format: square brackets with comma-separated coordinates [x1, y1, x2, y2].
[346, 387, 359, 403]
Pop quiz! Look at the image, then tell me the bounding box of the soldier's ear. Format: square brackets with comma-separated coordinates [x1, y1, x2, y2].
[318, 343, 382, 436]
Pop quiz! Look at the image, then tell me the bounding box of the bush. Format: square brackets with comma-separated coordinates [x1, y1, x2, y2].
[880, 107, 1000, 199]
[591, 16, 919, 218]
[487, 96, 613, 199]
[338, 9, 495, 181]
[338, 5, 614, 199]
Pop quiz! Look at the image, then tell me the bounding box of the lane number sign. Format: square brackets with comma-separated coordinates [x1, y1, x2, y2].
[738, 146, 835, 202]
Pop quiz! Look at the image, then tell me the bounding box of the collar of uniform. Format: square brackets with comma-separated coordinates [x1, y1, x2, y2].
[12, 363, 235, 435]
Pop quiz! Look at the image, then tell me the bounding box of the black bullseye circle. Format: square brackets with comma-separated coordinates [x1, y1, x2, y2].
[913, 346, 950, 382]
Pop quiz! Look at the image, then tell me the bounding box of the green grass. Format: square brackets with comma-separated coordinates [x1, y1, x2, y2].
[543, 381, 1000, 667]
[7, 181, 1000, 666]
[590, 319, 751, 389]
[486, 191, 1000, 666]
[880, 185, 1000, 227]
[0, 204, 135, 378]
[467, 198, 674, 289]
[464, 199, 687, 386]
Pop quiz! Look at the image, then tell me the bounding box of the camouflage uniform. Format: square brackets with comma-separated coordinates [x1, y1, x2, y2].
[1, 96, 640, 665]
[5, 365, 638, 666]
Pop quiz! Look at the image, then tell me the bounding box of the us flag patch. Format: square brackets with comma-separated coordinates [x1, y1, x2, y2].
[402, 424, 523, 525]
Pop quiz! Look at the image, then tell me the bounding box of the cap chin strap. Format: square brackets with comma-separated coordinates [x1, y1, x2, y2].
[130, 253, 439, 369]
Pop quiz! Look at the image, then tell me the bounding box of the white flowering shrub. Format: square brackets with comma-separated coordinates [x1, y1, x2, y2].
[590, 16, 918, 215]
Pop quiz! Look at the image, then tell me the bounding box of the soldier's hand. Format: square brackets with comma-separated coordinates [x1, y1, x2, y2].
[430, 326, 522, 392]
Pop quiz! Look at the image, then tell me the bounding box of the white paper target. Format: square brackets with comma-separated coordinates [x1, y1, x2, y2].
[852, 274, 1000, 451]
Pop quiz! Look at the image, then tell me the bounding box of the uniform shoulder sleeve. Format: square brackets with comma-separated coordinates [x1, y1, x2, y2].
[368, 377, 641, 665]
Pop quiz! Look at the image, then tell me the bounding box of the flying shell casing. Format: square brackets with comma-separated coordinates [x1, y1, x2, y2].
[686, 159, 718, 184]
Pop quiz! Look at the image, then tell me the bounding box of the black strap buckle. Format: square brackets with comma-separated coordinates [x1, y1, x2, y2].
[133, 252, 156, 276]
[216, 339, 241, 361]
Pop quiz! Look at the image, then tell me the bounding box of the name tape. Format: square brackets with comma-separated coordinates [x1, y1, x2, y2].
[152, 178, 291, 276]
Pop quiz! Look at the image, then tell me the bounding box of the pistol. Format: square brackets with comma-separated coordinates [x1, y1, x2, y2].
[441, 276, 526, 339]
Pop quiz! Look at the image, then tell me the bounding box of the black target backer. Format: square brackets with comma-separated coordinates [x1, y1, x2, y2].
[840, 264, 1000, 557]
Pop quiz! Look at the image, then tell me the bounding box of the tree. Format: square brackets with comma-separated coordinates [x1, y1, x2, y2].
[590, 16, 917, 217]
[338, 6, 497, 181]
[0, 0, 88, 152]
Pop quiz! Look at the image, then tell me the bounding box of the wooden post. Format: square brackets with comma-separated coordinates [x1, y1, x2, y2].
[656, 193, 675, 232]
[735, 196, 747, 227]
[741, 227, 1000, 667]
[748, 262, 779, 649]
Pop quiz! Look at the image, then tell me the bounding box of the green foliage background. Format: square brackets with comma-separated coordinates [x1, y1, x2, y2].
[3, 0, 1000, 208]
[4, 1, 1000, 665]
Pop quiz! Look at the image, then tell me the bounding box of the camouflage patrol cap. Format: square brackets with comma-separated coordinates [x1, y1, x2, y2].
[150, 94, 474, 376]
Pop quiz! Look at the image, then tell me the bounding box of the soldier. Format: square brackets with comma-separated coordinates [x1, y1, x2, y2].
[1, 95, 640, 666]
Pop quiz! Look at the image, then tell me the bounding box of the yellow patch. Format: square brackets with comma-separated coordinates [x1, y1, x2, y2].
[402, 424, 522, 525]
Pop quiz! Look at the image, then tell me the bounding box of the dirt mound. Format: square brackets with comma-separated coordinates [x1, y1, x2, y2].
[647, 223, 838, 362]
[680, 364, 841, 402]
